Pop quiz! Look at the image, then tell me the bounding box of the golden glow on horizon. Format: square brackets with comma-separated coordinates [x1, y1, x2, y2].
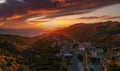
[35, 18, 81, 30]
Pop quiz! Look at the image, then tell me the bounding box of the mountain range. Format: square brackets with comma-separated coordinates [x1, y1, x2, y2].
[0, 21, 120, 71]
[1, 21, 120, 48]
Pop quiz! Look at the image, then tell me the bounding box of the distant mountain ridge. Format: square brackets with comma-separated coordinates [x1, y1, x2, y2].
[30, 21, 120, 50]
[0, 21, 120, 49]
[60, 21, 120, 42]
[0, 29, 45, 37]
[0, 34, 34, 45]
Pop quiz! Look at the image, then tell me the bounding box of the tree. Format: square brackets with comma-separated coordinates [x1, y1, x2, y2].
[78, 54, 83, 61]
[108, 63, 120, 71]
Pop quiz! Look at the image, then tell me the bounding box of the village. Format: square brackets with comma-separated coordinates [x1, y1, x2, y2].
[51, 38, 120, 71]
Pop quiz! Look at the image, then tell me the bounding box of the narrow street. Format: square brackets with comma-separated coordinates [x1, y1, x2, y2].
[71, 49, 84, 71]
[71, 57, 80, 71]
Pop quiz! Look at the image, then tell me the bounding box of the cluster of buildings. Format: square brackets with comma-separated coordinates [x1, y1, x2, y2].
[50, 36, 120, 71]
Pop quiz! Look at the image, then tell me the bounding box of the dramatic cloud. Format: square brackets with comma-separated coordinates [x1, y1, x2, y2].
[78, 16, 120, 20]
[0, 22, 4, 26]
[0, 0, 120, 21]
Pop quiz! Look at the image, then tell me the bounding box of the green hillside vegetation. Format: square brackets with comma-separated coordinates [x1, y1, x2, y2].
[0, 34, 39, 45]
[23, 42, 62, 71]
[57, 21, 120, 48]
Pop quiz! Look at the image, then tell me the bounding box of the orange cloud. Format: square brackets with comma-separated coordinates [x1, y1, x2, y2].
[28, 9, 61, 14]
[0, 22, 4, 26]
[6, 9, 61, 21]
[6, 15, 25, 20]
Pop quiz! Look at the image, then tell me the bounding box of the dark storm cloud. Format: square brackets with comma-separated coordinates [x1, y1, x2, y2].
[0, 0, 120, 20]
[0, 0, 27, 17]
[105, 16, 120, 19]
[78, 16, 120, 20]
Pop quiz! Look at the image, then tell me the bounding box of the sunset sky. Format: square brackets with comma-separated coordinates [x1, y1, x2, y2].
[0, 0, 120, 30]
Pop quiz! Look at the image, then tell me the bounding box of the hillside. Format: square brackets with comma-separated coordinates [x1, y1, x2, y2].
[28, 21, 120, 71]
[31, 21, 120, 48]
[62, 21, 120, 42]
[2, 21, 120, 47]
[0, 35, 35, 45]
[40, 21, 120, 49]
[0, 34, 45, 52]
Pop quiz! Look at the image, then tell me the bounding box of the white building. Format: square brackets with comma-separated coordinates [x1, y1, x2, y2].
[90, 48, 104, 58]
